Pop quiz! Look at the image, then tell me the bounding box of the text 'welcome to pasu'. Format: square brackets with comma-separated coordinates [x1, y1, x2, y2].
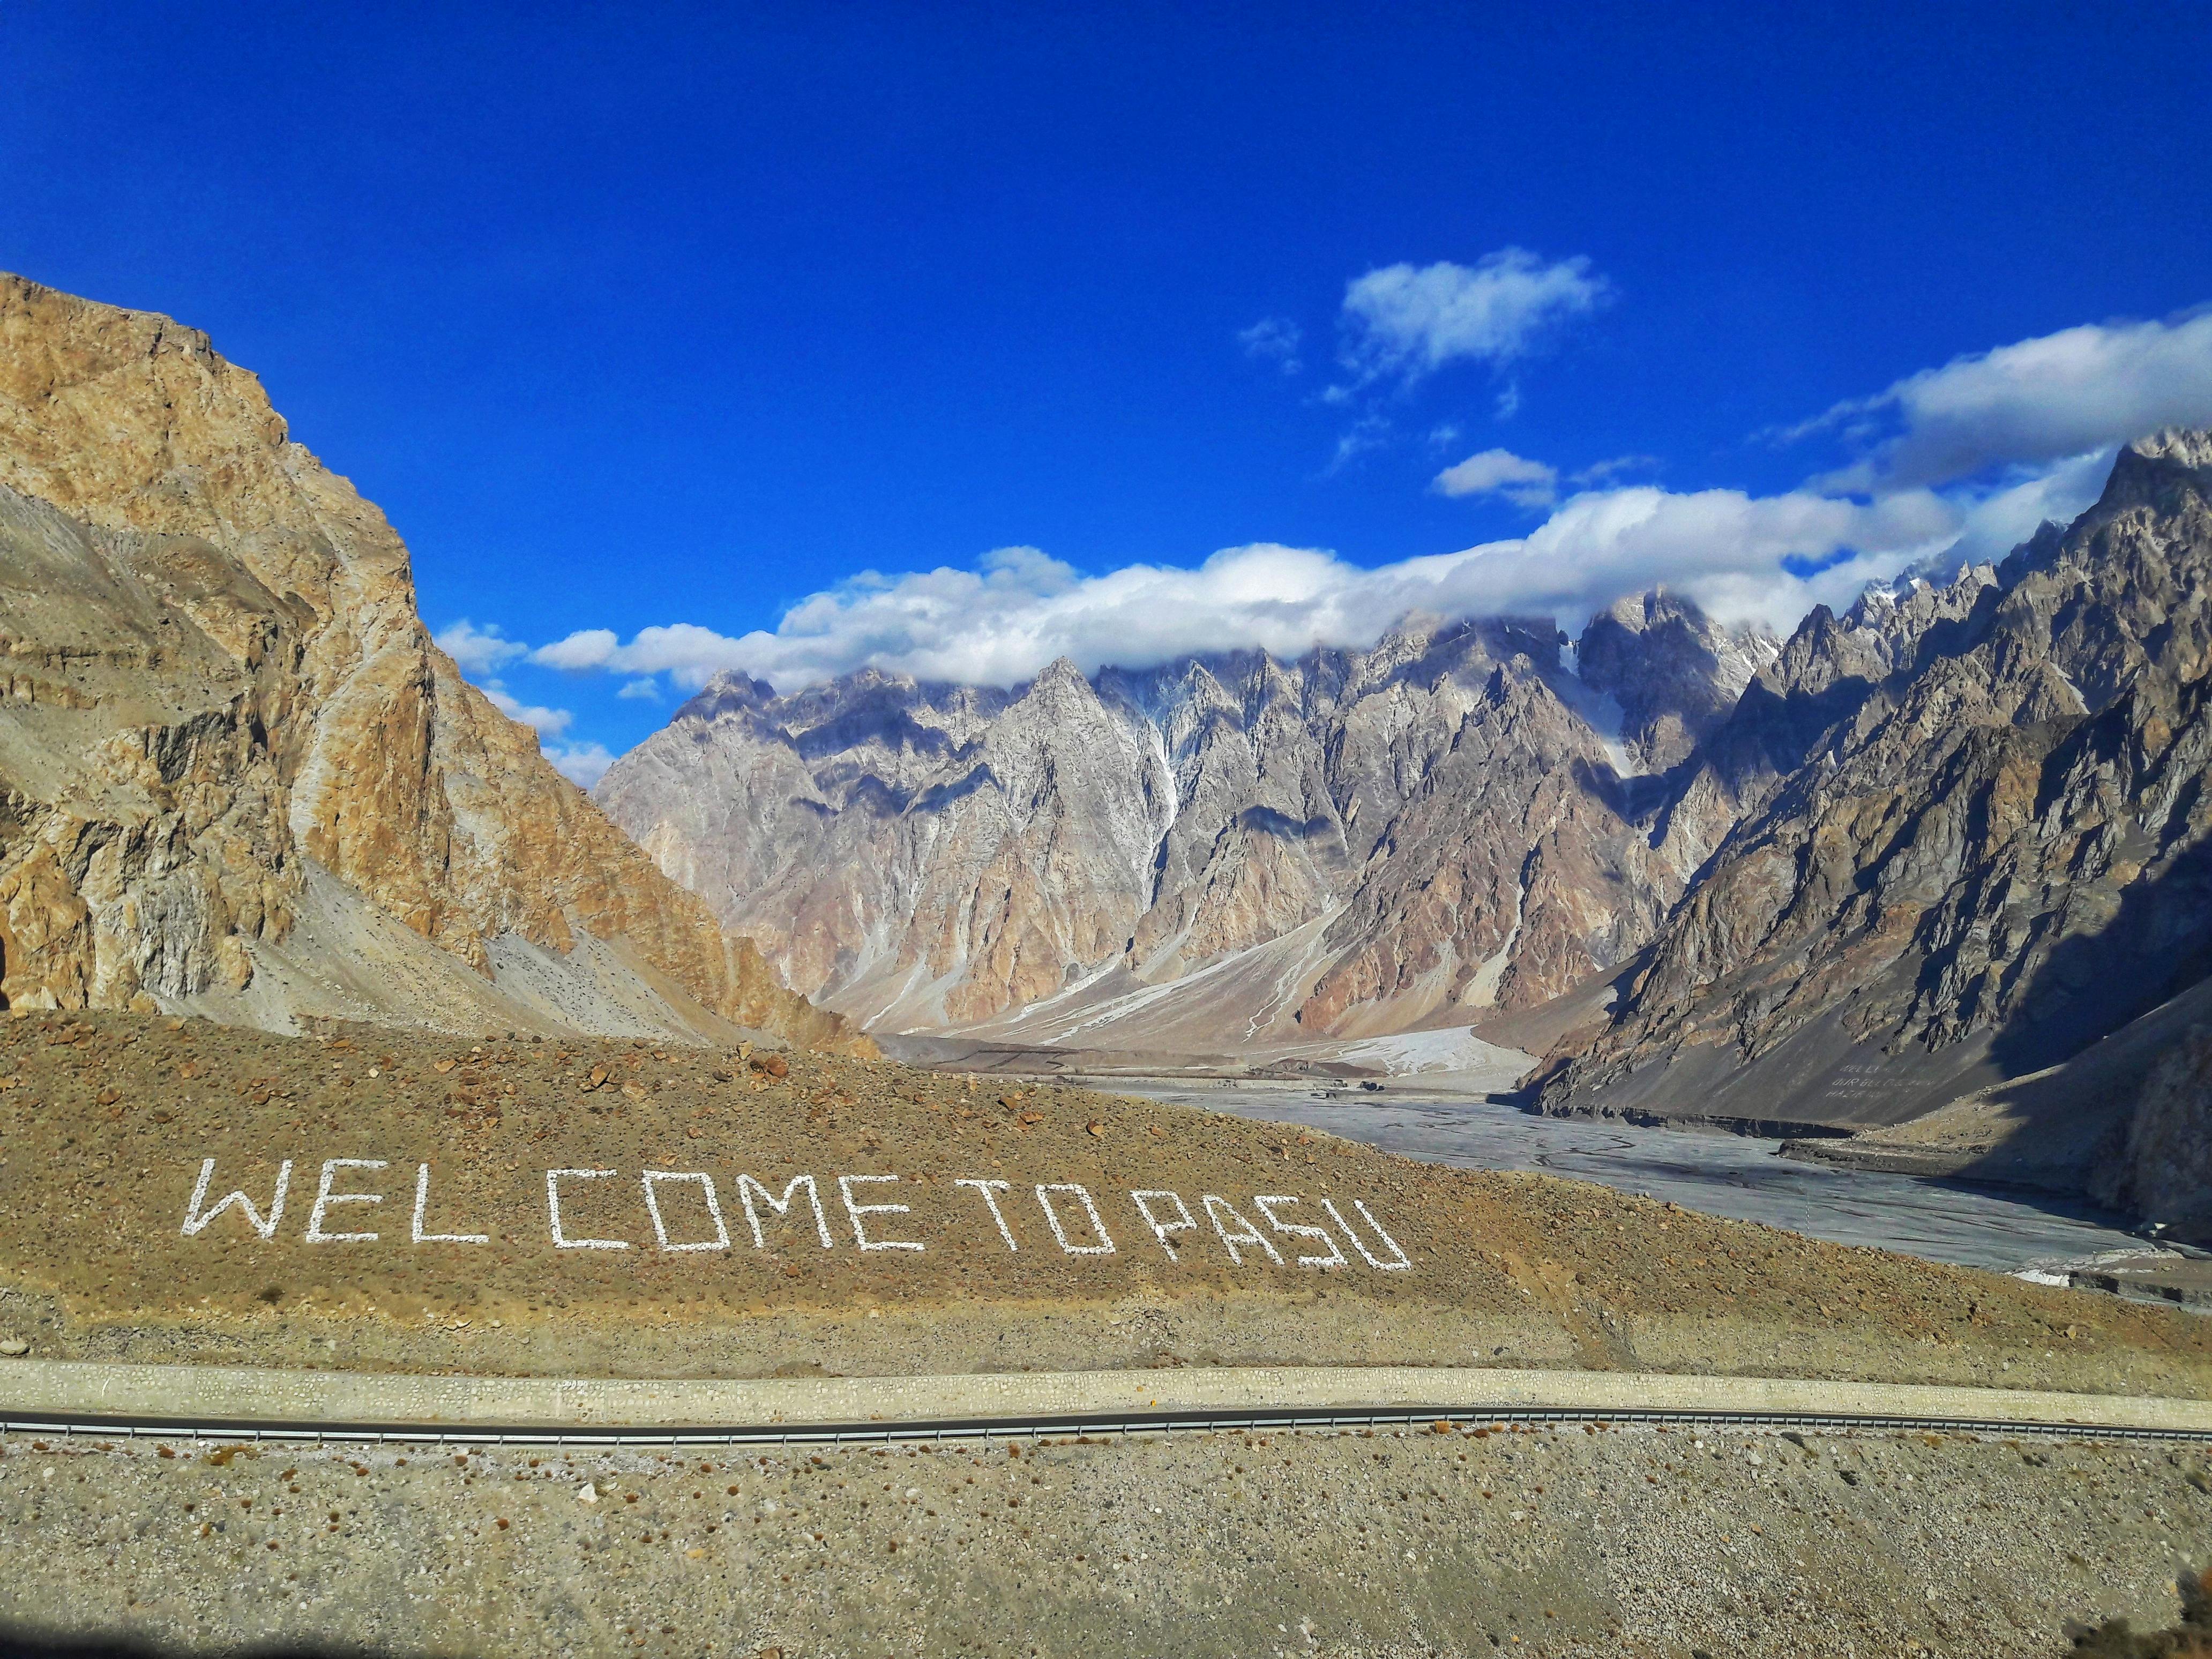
[178, 1159, 1415, 1272]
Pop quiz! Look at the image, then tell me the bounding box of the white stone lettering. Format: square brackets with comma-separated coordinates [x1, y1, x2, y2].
[955, 1178, 1019, 1251]
[412, 1163, 489, 1245]
[1253, 1194, 1346, 1268]
[839, 1174, 923, 1252]
[305, 1159, 386, 1244]
[1201, 1193, 1284, 1266]
[1320, 1196, 1411, 1271]
[1130, 1189, 1196, 1259]
[641, 1170, 730, 1253]
[171, 1152, 1414, 1276]
[546, 1168, 630, 1250]
[1033, 1183, 1115, 1256]
[181, 1157, 292, 1239]
[736, 1173, 834, 1250]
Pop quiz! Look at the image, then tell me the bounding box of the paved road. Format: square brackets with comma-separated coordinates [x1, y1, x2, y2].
[2, 1357, 2208, 1441]
[1117, 1083, 2149, 1274]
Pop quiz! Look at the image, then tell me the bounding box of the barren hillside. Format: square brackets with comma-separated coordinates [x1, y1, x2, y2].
[0, 275, 858, 1050]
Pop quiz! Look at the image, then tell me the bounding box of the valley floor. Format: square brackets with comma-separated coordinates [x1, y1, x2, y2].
[1112, 1081, 2155, 1276]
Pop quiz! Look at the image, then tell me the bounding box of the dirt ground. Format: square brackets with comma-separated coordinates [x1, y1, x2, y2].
[0, 1010, 2207, 1395]
[0, 1420, 2207, 1658]
[4, 1010, 2212, 1659]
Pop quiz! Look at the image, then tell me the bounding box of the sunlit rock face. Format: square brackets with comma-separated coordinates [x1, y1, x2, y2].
[1540, 430, 2212, 1125]
[599, 604, 1773, 1042]
[0, 273, 855, 1050]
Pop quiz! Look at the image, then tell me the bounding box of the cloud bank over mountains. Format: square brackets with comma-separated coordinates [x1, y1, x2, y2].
[488, 486, 2056, 701]
[1801, 307, 2212, 492]
[505, 477, 2048, 694]
[444, 298, 2212, 766]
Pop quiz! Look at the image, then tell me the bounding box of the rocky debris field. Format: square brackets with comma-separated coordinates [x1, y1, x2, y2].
[0, 1421, 2207, 1657]
[0, 1010, 2206, 1396]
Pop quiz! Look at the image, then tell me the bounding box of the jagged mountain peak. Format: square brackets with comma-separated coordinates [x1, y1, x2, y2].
[679, 669, 777, 712]
[597, 590, 1737, 1042]
[2017, 424, 2212, 560]
[2126, 423, 2212, 474]
[1573, 589, 1778, 774]
[1014, 654, 1110, 713]
[1540, 436, 2212, 1154]
[1029, 653, 1090, 686]
[671, 671, 784, 734]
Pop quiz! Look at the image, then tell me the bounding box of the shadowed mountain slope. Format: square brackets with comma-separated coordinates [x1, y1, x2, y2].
[1537, 432, 2212, 1151]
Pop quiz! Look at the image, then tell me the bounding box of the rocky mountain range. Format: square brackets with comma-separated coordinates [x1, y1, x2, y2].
[0, 274, 857, 1050]
[1534, 428, 2212, 1234]
[596, 592, 1776, 1049]
[600, 431, 2212, 1235]
[27, 264, 2196, 1230]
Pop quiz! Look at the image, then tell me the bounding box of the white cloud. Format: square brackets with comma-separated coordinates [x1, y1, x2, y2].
[434, 618, 528, 675]
[1326, 412, 1393, 472]
[1432, 447, 1559, 509]
[489, 309, 2182, 700]
[1802, 308, 2212, 492]
[531, 627, 621, 671]
[1337, 250, 1608, 391]
[517, 474, 2037, 692]
[616, 677, 662, 701]
[1238, 317, 1303, 375]
[481, 681, 573, 738]
[1926, 447, 2116, 573]
[1570, 454, 1658, 488]
[545, 742, 615, 789]
[530, 621, 759, 679]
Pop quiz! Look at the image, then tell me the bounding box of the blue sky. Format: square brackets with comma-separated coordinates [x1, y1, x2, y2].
[5, 2, 2211, 781]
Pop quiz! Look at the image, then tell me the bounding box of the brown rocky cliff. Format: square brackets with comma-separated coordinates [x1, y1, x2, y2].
[1295, 623, 1680, 1033]
[0, 273, 856, 1050]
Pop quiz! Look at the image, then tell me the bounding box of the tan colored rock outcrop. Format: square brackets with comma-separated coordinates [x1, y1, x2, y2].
[0, 273, 857, 1050]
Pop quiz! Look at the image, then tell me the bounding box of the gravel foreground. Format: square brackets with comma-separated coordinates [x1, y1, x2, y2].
[1, 1422, 2208, 1658]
